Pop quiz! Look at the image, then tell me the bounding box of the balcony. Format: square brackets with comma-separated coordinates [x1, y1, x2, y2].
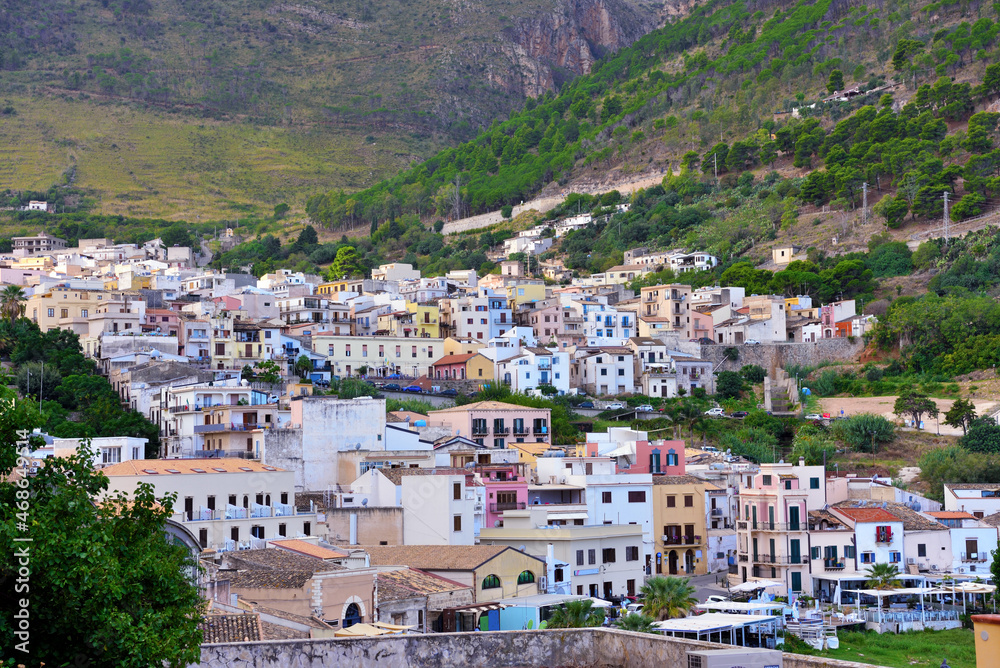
[961, 552, 988, 563]
[754, 553, 806, 565]
[661, 535, 701, 546]
[710, 508, 723, 517]
[513, 427, 530, 436]
[532, 427, 549, 436]
[494, 428, 510, 435]
[194, 423, 267, 433]
[472, 428, 489, 437]
[824, 559, 846, 570]
[490, 502, 527, 512]
[192, 449, 258, 459]
[737, 521, 803, 531]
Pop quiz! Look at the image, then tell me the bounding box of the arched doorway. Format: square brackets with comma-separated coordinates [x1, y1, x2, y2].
[343, 602, 362, 628]
[685, 549, 695, 574]
[668, 550, 678, 575]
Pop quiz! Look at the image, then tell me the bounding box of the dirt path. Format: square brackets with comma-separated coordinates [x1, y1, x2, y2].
[440, 171, 669, 235]
[817, 396, 999, 436]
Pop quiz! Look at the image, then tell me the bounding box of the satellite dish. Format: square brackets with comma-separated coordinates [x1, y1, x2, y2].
[493, 520, 501, 527]
[355, 443, 362, 451]
[240, 379, 249, 386]
[361, 498, 368, 506]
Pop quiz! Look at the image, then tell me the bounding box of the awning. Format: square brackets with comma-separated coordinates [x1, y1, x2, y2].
[444, 602, 510, 615]
[653, 614, 779, 634]
[729, 579, 783, 593]
[334, 623, 398, 637]
[696, 602, 785, 613]
[371, 622, 415, 631]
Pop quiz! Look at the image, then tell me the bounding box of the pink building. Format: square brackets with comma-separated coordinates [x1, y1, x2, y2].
[631, 440, 687, 475]
[144, 308, 180, 337]
[479, 462, 529, 530]
[428, 401, 552, 449]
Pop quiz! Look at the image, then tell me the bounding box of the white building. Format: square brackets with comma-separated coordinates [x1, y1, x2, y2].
[372, 263, 421, 282]
[313, 334, 444, 378]
[943, 483, 1000, 518]
[496, 347, 570, 395]
[49, 435, 148, 467]
[573, 347, 635, 396]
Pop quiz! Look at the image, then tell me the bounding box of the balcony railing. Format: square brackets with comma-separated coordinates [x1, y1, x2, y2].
[824, 560, 846, 570]
[737, 521, 803, 531]
[193, 423, 267, 433]
[961, 552, 988, 562]
[472, 428, 489, 436]
[513, 427, 530, 436]
[754, 553, 806, 565]
[710, 508, 723, 516]
[661, 535, 701, 545]
[490, 502, 527, 512]
[192, 449, 257, 459]
[532, 427, 549, 435]
[494, 427, 510, 435]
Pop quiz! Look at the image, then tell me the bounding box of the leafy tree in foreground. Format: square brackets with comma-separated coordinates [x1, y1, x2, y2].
[716, 371, 745, 400]
[616, 613, 656, 633]
[960, 418, 1000, 454]
[893, 390, 939, 428]
[0, 406, 202, 667]
[944, 398, 978, 435]
[831, 413, 896, 453]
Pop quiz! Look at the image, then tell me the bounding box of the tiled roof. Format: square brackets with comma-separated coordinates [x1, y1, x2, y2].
[946, 483, 1000, 491]
[652, 475, 704, 486]
[377, 467, 468, 486]
[260, 621, 310, 640]
[271, 539, 347, 560]
[430, 353, 478, 366]
[882, 503, 949, 532]
[230, 569, 314, 589]
[387, 411, 428, 423]
[101, 459, 284, 476]
[226, 548, 339, 573]
[430, 401, 548, 414]
[927, 511, 977, 520]
[982, 512, 1000, 527]
[832, 505, 899, 524]
[808, 509, 846, 527]
[198, 613, 262, 643]
[360, 545, 542, 570]
[376, 568, 469, 601]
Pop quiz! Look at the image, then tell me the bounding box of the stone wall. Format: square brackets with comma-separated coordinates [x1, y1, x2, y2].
[191, 628, 885, 668]
[701, 338, 865, 377]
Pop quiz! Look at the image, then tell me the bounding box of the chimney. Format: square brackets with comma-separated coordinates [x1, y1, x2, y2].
[798, 457, 805, 467]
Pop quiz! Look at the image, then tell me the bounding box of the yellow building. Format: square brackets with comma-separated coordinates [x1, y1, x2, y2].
[317, 278, 368, 296]
[505, 282, 546, 310]
[406, 302, 441, 338]
[972, 614, 1000, 668]
[15, 256, 54, 271]
[443, 337, 485, 356]
[26, 286, 124, 334]
[651, 475, 712, 576]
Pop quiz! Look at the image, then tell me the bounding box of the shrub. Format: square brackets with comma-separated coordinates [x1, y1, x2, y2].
[832, 413, 897, 452]
[740, 364, 766, 384]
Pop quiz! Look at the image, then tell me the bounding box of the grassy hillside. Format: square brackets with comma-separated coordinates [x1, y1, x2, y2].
[0, 0, 655, 218]
[306, 0, 1000, 227]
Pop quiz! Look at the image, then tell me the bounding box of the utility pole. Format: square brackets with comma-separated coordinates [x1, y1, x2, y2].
[861, 182, 868, 227]
[942, 191, 950, 244]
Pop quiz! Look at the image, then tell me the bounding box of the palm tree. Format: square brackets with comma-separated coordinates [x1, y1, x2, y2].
[615, 613, 656, 633]
[0, 285, 25, 325]
[545, 599, 604, 629]
[864, 563, 902, 590]
[639, 576, 698, 620]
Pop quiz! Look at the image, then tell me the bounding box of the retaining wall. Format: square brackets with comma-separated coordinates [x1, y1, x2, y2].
[192, 628, 887, 668]
[701, 339, 865, 376]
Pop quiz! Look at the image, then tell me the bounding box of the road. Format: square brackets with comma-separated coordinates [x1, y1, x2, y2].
[817, 396, 999, 436]
[440, 172, 669, 235]
[687, 571, 736, 603]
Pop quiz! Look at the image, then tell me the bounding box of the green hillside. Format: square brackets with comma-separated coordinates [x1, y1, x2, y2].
[0, 0, 654, 218]
[306, 0, 1000, 228]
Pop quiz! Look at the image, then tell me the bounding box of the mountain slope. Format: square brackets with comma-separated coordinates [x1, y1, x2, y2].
[0, 0, 658, 218]
[305, 0, 1000, 228]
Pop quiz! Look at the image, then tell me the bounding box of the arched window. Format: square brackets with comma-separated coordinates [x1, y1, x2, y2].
[343, 602, 362, 628]
[517, 570, 535, 585]
[482, 574, 502, 590]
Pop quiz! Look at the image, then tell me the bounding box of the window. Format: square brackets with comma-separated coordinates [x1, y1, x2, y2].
[588, 549, 596, 565]
[517, 570, 535, 585]
[618, 369, 625, 376]
[600, 368, 607, 376]
[666, 451, 678, 467]
[60, 309, 68, 318]
[379, 345, 384, 357]
[602, 548, 616, 563]
[81, 309, 88, 318]
[889, 551, 901, 563]
[230, 527, 239, 541]
[303, 522, 311, 536]
[280, 492, 288, 505]
[395, 346, 401, 357]
[667, 496, 676, 508]
[454, 482, 462, 500]
[784, 480, 792, 490]
[684, 495, 693, 507]
[47, 308, 54, 318]
[762, 475, 772, 486]
[844, 545, 856, 559]
[918, 544, 927, 557]
[625, 546, 639, 561]
[576, 550, 584, 566]
[362, 345, 368, 357]
[810, 477, 820, 489]
[628, 491, 646, 503]
[811, 546, 820, 560]
[861, 551, 875, 564]
[602, 491, 612, 504]
[453, 515, 462, 532]
[482, 574, 502, 589]
[278, 523, 286, 537]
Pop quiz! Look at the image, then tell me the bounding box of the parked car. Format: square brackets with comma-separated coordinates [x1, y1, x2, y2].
[804, 413, 823, 421]
[579, 401, 595, 409]
[625, 603, 644, 615]
[383, 383, 401, 391]
[743, 339, 761, 345]
[606, 402, 625, 410]
[635, 404, 654, 412]
[701, 446, 719, 453]
[402, 385, 423, 393]
[704, 595, 730, 604]
[704, 407, 726, 417]
[439, 388, 458, 396]
[731, 411, 749, 419]
[695, 337, 715, 345]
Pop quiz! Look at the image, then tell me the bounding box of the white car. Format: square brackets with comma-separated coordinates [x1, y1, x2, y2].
[606, 402, 625, 410]
[701, 446, 719, 453]
[625, 603, 644, 615]
[804, 413, 823, 420]
[704, 407, 725, 416]
[636, 404, 654, 412]
[743, 339, 761, 345]
[704, 595, 731, 604]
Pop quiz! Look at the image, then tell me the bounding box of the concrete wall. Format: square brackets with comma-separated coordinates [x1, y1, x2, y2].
[702, 338, 865, 376]
[261, 428, 305, 490]
[325, 507, 403, 546]
[191, 628, 886, 668]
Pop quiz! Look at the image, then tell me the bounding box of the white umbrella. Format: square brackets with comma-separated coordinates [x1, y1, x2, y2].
[587, 597, 614, 608]
[729, 579, 783, 594]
